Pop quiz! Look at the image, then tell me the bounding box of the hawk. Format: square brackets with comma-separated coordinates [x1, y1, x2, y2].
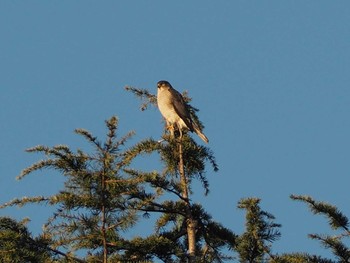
[157, 80, 209, 143]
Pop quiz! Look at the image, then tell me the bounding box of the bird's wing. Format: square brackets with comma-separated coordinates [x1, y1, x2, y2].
[169, 88, 194, 131]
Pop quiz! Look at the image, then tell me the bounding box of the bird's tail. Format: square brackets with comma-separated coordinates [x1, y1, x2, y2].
[193, 125, 209, 143]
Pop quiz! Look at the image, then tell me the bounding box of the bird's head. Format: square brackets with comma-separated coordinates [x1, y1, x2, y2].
[157, 80, 171, 90]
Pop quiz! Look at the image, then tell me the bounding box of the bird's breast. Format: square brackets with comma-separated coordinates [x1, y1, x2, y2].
[157, 89, 179, 123]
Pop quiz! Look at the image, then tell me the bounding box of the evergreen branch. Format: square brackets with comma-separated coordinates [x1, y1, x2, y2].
[105, 177, 145, 185]
[201, 220, 238, 250]
[124, 169, 187, 202]
[0, 196, 49, 208]
[105, 221, 126, 231]
[271, 253, 336, 263]
[75, 128, 103, 151]
[0, 216, 85, 262]
[155, 212, 180, 232]
[104, 116, 136, 153]
[45, 245, 86, 263]
[236, 198, 281, 262]
[0, 249, 17, 254]
[205, 148, 219, 173]
[147, 179, 186, 202]
[309, 234, 350, 261]
[191, 203, 237, 261]
[114, 130, 136, 151]
[17, 159, 56, 180]
[104, 116, 118, 150]
[193, 172, 210, 196]
[124, 86, 157, 111]
[122, 139, 160, 167]
[18, 145, 92, 180]
[119, 235, 179, 262]
[25, 144, 50, 153]
[140, 201, 187, 217]
[158, 185, 187, 202]
[291, 195, 349, 231]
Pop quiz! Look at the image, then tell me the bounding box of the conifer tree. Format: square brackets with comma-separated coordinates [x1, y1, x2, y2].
[1, 117, 155, 262]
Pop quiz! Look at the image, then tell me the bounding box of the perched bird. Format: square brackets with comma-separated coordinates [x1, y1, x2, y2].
[157, 80, 209, 143]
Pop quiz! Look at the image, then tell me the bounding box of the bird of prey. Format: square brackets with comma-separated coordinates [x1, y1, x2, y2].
[157, 80, 209, 143]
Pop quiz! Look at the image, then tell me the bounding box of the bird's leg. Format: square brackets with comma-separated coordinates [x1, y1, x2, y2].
[179, 127, 183, 142]
[166, 122, 175, 138]
[170, 125, 175, 138]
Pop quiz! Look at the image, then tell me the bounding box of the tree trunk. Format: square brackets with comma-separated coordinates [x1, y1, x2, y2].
[178, 137, 196, 262]
[101, 170, 108, 263]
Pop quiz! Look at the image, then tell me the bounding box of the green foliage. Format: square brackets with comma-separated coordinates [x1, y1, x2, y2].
[1, 117, 157, 261]
[290, 195, 349, 231]
[124, 85, 157, 111]
[1, 109, 228, 262]
[271, 253, 336, 263]
[309, 234, 350, 262]
[120, 133, 234, 262]
[153, 135, 218, 195]
[235, 198, 281, 263]
[280, 195, 350, 263]
[0, 217, 52, 263]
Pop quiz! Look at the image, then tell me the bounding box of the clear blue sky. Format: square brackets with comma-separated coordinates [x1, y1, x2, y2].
[1, 1, 350, 260]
